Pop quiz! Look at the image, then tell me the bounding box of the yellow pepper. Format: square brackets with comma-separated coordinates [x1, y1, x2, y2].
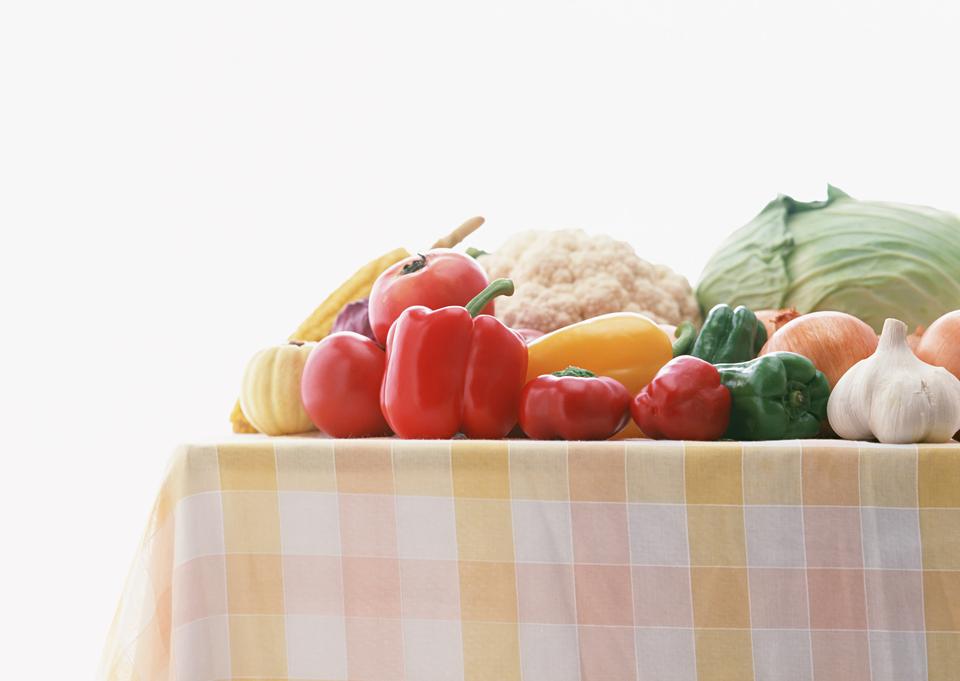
[525, 312, 673, 438]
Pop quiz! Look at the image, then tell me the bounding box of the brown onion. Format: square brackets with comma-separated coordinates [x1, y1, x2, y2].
[916, 311, 960, 380]
[760, 311, 878, 387]
[755, 308, 801, 339]
[907, 326, 925, 353]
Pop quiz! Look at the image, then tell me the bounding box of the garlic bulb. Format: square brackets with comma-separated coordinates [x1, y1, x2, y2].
[827, 318, 960, 444]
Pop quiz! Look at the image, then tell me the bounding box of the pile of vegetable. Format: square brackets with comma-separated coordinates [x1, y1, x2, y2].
[234, 189, 960, 445]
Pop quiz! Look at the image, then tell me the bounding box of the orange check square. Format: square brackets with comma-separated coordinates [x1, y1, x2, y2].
[685, 442, 743, 505]
[226, 554, 285, 615]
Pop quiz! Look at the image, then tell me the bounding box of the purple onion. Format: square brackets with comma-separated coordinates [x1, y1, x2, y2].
[332, 298, 377, 342]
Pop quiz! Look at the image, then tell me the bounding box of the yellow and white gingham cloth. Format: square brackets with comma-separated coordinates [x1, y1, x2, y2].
[99, 437, 960, 681]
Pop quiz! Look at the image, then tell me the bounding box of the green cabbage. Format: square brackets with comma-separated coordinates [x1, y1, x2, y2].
[696, 186, 960, 332]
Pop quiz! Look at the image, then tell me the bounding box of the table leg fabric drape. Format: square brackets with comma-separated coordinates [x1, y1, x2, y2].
[99, 437, 960, 681]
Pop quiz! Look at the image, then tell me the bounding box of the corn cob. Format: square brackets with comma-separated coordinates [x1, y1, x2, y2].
[231, 217, 484, 433]
[289, 247, 411, 342]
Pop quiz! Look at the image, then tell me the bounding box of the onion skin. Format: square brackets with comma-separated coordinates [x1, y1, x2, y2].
[755, 308, 801, 339]
[916, 311, 960, 380]
[760, 311, 878, 387]
[907, 326, 925, 353]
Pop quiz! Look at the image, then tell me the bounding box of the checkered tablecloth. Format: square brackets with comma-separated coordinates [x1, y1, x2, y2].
[99, 437, 960, 681]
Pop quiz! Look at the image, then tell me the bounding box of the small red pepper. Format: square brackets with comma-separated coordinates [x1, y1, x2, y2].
[519, 366, 631, 440]
[631, 355, 731, 440]
[381, 279, 528, 439]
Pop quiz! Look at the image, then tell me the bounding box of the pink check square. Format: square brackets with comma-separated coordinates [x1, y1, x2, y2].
[804, 507, 864, 568]
[517, 563, 577, 624]
[342, 556, 401, 618]
[811, 630, 871, 681]
[400, 559, 461, 620]
[807, 568, 867, 630]
[748, 568, 809, 629]
[282, 555, 343, 616]
[575, 564, 633, 626]
[346, 617, 404, 681]
[579, 626, 637, 681]
[572, 502, 630, 564]
[339, 494, 398, 558]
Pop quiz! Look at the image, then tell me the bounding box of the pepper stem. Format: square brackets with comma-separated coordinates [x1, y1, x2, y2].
[785, 381, 808, 416]
[465, 278, 515, 317]
[552, 366, 596, 378]
[672, 321, 697, 357]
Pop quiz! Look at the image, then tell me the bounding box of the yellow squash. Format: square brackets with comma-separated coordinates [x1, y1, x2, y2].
[525, 312, 673, 438]
[239, 341, 317, 436]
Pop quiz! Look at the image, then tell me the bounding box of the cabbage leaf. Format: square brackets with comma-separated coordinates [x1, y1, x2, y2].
[697, 186, 960, 332]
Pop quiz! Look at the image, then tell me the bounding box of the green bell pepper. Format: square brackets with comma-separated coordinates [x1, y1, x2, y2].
[715, 351, 830, 440]
[682, 304, 767, 364]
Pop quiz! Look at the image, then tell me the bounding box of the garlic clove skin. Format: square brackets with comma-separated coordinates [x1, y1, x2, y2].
[827, 318, 960, 444]
[869, 380, 934, 444]
[826, 356, 875, 440]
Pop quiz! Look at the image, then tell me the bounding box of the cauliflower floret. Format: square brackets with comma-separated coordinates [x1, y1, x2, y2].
[478, 230, 700, 333]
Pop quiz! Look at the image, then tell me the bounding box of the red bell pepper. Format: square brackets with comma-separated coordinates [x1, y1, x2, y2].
[380, 279, 528, 439]
[518, 366, 631, 440]
[631, 355, 731, 440]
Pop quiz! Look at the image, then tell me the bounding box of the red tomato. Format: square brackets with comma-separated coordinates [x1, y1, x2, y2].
[300, 332, 391, 437]
[368, 248, 491, 345]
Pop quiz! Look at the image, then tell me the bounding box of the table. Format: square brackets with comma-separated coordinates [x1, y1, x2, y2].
[98, 437, 960, 681]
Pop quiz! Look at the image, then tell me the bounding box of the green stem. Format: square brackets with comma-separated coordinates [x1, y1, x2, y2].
[552, 366, 596, 378]
[465, 278, 515, 317]
[672, 321, 697, 357]
[785, 381, 809, 416]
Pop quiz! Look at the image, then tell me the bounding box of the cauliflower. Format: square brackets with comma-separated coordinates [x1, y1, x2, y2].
[478, 229, 701, 333]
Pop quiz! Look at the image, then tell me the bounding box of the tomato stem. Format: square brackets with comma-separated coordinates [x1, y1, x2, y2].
[401, 253, 427, 275]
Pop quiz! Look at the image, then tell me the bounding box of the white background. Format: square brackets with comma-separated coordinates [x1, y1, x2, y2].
[2, 0, 960, 675]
